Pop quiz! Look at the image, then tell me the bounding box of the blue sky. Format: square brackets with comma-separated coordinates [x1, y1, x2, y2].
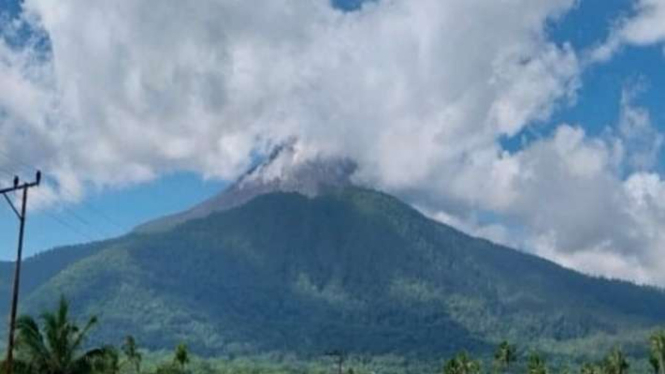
[1, 0, 665, 284]
[505, 0, 658, 147]
[0, 170, 225, 258]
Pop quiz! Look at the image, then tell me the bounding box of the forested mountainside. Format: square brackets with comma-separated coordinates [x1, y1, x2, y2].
[2, 188, 664, 360]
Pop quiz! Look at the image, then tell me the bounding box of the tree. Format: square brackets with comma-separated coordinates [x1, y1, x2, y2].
[527, 352, 547, 374]
[650, 353, 660, 374]
[557, 366, 571, 374]
[173, 344, 189, 372]
[90, 347, 120, 374]
[0, 359, 31, 374]
[580, 363, 602, 374]
[13, 296, 105, 374]
[154, 345, 190, 374]
[444, 352, 481, 374]
[153, 364, 182, 374]
[493, 341, 517, 374]
[603, 348, 628, 374]
[651, 331, 665, 374]
[121, 336, 141, 374]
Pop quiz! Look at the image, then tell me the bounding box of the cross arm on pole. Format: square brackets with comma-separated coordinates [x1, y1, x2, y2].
[0, 181, 40, 195]
[0, 171, 41, 221]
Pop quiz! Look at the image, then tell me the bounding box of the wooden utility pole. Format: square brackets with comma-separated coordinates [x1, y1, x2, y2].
[1, 171, 40, 374]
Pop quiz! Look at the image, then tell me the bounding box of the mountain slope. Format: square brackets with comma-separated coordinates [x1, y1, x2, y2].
[0, 239, 116, 316]
[12, 187, 665, 359]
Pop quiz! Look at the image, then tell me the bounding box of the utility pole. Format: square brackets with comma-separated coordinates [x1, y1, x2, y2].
[1, 171, 40, 374]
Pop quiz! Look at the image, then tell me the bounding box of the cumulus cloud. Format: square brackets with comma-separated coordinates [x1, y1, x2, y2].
[4, 0, 665, 285]
[415, 119, 665, 286]
[591, 0, 665, 62]
[468, 121, 665, 285]
[0, 0, 579, 203]
[615, 83, 663, 171]
[498, 126, 650, 283]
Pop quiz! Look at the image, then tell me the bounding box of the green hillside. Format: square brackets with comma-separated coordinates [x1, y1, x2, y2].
[0, 239, 113, 314]
[3, 188, 665, 360]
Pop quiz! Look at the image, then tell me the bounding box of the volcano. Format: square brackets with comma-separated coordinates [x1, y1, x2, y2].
[1, 153, 664, 360]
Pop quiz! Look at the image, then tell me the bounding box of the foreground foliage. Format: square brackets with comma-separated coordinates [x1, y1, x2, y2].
[2, 298, 665, 374]
[11, 296, 105, 374]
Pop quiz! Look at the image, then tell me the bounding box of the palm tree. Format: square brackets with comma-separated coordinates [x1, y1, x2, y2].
[121, 336, 141, 374]
[13, 296, 105, 374]
[603, 348, 628, 374]
[90, 347, 120, 374]
[650, 353, 660, 374]
[527, 352, 547, 374]
[173, 344, 189, 372]
[493, 341, 517, 374]
[651, 330, 665, 374]
[580, 363, 602, 374]
[0, 359, 31, 374]
[444, 352, 481, 374]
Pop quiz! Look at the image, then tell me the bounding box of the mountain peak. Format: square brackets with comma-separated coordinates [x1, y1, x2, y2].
[235, 143, 357, 196]
[135, 145, 357, 233]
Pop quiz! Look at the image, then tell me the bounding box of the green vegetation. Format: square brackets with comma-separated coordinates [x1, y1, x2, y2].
[444, 352, 481, 374]
[526, 353, 547, 374]
[10, 297, 105, 374]
[121, 336, 141, 374]
[1, 188, 665, 360]
[5, 298, 665, 374]
[494, 341, 517, 374]
[650, 331, 665, 374]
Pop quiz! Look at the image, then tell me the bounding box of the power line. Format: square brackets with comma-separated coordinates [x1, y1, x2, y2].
[0, 159, 115, 243]
[0, 151, 127, 234]
[30, 188, 115, 240]
[0, 150, 39, 175]
[51, 184, 127, 233]
[0, 190, 105, 244]
[40, 209, 101, 244]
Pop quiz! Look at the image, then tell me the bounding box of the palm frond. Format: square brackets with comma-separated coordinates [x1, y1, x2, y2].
[15, 315, 49, 366]
[71, 316, 98, 353]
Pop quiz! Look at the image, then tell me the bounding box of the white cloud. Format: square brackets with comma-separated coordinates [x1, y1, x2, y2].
[0, 0, 579, 199]
[424, 208, 516, 250]
[620, 0, 665, 46]
[431, 124, 665, 286]
[591, 0, 665, 62]
[615, 83, 664, 171]
[6, 0, 665, 286]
